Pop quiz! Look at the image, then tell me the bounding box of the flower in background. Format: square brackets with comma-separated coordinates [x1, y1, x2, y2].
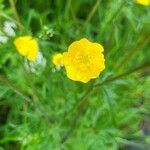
[14, 36, 38, 61]
[38, 26, 54, 40]
[63, 38, 105, 83]
[0, 34, 8, 43]
[52, 53, 63, 70]
[25, 51, 47, 74]
[135, 0, 150, 6]
[0, 21, 17, 44]
[3, 21, 17, 37]
[36, 51, 47, 67]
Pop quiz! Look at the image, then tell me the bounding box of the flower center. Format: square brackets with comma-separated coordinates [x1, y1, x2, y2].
[73, 53, 92, 71]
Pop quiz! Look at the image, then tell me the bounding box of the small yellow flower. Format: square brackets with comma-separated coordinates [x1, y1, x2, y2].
[14, 36, 38, 61]
[135, 0, 150, 6]
[63, 38, 105, 83]
[52, 53, 63, 67]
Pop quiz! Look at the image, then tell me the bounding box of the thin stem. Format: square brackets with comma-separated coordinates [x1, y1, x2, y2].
[85, 0, 101, 23]
[64, 0, 72, 19]
[94, 61, 150, 88]
[117, 138, 148, 148]
[0, 74, 31, 103]
[0, 11, 21, 27]
[9, 0, 24, 31]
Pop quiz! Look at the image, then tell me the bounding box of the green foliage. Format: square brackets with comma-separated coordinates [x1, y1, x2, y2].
[0, 0, 150, 150]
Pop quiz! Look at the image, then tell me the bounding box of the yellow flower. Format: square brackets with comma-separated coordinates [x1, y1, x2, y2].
[63, 38, 105, 83]
[14, 36, 38, 61]
[52, 53, 63, 67]
[135, 0, 150, 6]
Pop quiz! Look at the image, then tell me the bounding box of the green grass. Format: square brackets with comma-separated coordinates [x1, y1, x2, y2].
[0, 0, 150, 149]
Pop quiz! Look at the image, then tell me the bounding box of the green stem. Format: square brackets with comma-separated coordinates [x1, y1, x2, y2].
[0, 74, 31, 103]
[94, 61, 150, 88]
[85, 0, 101, 23]
[0, 11, 20, 27]
[9, 0, 24, 31]
[64, 0, 72, 19]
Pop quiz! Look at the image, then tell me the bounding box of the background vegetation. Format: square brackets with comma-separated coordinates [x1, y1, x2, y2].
[0, 0, 150, 149]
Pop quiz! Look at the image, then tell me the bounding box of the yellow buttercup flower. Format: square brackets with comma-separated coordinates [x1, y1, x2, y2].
[14, 36, 38, 61]
[135, 0, 150, 6]
[52, 53, 63, 67]
[63, 38, 105, 83]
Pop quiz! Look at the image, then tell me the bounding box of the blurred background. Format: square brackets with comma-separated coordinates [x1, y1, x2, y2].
[0, 0, 150, 149]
